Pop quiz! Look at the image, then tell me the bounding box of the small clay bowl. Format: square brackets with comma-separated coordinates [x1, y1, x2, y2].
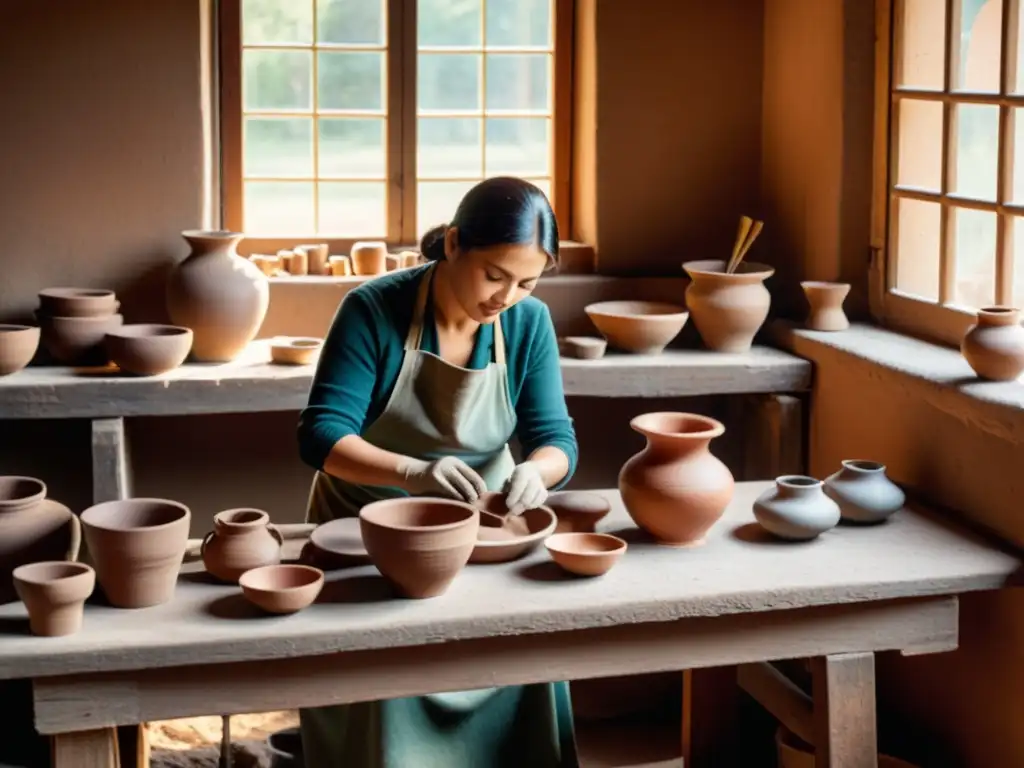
[239, 564, 325, 614]
[0, 476, 47, 513]
[37, 312, 124, 365]
[584, 301, 689, 355]
[270, 337, 323, 365]
[470, 493, 557, 564]
[546, 491, 612, 534]
[0, 324, 40, 376]
[559, 336, 607, 360]
[12, 561, 95, 637]
[38, 288, 118, 318]
[359, 497, 479, 599]
[105, 324, 193, 376]
[545, 532, 627, 577]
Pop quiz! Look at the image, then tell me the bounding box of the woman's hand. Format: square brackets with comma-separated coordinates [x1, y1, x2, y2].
[399, 456, 488, 502]
[503, 462, 548, 516]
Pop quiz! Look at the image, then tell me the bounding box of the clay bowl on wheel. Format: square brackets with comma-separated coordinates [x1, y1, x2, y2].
[584, 301, 689, 355]
[239, 564, 324, 614]
[545, 532, 627, 577]
[270, 337, 323, 365]
[37, 287, 118, 318]
[470, 492, 557, 564]
[105, 324, 193, 375]
[36, 312, 124, 365]
[0, 324, 40, 376]
[359, 497, 479, 598]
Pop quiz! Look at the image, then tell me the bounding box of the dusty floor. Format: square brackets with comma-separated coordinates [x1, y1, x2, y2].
[150, 711, 299, 768]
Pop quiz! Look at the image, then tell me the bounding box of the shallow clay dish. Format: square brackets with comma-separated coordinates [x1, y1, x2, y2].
[306, 516, 371, 568]
[0, 325, 40, 376]
[239, 563, 324, 614]
[360, 497, 479, 598]
[37, 312, 124, 365]
[546, 490, 612, 534]
[584, 301, 689, 354]
[559, 336, 607, 360]
[38, 288, 118, 318]
[470, 492, 557, 564]
[270, 337, 323, 365]
[12, 561, 95, 637]
[105, 324, 193, 375]
[545, 532, 627, 577]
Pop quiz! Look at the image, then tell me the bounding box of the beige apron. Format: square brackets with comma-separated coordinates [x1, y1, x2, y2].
[300, 263, 577, 768]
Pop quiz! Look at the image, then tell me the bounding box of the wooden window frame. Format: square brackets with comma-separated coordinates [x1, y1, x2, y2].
[218, 0, 574, 257]
[871, 0, 1023, 347]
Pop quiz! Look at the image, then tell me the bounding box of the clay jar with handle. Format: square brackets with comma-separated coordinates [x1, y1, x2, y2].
[682, 259, 775, 352]
[201, 508, 284, 583]
[823, 460, 905, 524]
[0, 476, 82, 603]
[618, 412, 735, 546]
[960, 306, 1024, 381]
[166, 230, 270, 362]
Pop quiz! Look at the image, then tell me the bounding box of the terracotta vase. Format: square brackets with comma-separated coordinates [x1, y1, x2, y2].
[166, 230, 270, 362]
[618, 412, 735, 545]
[960, 306, 1024, 381]
[80, 498, 191, 608]
[0, 477, 82, 604]
[801, 281, 851, 331]
[201, 508, 284, 583]
[753, 475, 841, 540]
[823, 460, 905, 524]
[682, 259, 775, 352]
[13, 561, 95, 637]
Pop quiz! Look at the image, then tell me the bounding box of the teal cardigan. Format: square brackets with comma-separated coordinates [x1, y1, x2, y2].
[297, 263, 579, 488]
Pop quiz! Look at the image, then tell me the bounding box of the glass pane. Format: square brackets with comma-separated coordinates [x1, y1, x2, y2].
[244, 117, 313, 177]
[1013, 108, 1024, 202]
[956, 0, 1002, 92]
[242, 0, 313, 45]
[419, 54, 481, 112]
[486, 0, 552, 48]
[319, 118, 385, 178]
[953, 208, 997, 307]
[418, 0, 481, 47]
[318, 52, 383, 112]
[1017, 5, 1024, 93]
[244, 181, 315, 235]
[896, 99, 943, 190]
[318, 182, 387, 236]
[485, 117, 549, 176]
[243, 50, 312, 111]
[418, 118, 482, 178]
[317, 0, 384, 45]
[897, 0, 945, 90]
[955, 104, 1000, 201]
[894, 198, 941, 301]
[1012, 217, 1024, 306]
[485, 54, 550, 112]
[418, 180, 478, 235]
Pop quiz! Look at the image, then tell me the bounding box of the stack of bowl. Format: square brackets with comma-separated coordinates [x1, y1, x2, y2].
[36, 288, 122, 365]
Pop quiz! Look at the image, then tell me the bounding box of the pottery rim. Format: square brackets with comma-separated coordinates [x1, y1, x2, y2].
[181, 228, 244, 239]
[776, 475, 822, 489]
[800, 280, 851, 293]
[629, 411, 726, 441]
[584, 300, 688, 319]
[360, 497, 479, 532]
[682, 259, 775, 280]
[214, 508, 270, 528]
[273, 337, 323, 350]
[840, 459, 886, 473]
[239, 563, 324, 592]
[975, 305, 1021, 324]
[0, 476, 47, 511]
[13, 560, 94, 585]
[0, 324, 39, 334]
[473, 506, 558, 549]
[545, 532, 627, 556]
[80, 498, 190, 531]
[107, 324, 191, 339]
[38, 287, 116, 300]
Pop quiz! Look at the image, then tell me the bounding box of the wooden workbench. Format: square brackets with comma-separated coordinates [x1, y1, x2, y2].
[0, 483, 1017, 767]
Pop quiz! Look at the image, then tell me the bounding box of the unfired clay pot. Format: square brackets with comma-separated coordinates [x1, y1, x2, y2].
[546, 491, 611, 533]
[270, 337, 322, 365]
[239, 564, 324, 614]
[0, 477, 82, 603]
[0, 325, 40, 376]
[823, 460, 905, 524]
[350, 241, 389, 276]
[359, 497, 480, 598]
[584, 301, 690, 354]
[801, 281, 851, 331]
[960, 306, 1024, 381]
[469, 492, 557, 564]
[80, 498, 191, 608]
[166, 230, 269, 362]
[545, 532, 626, 576]
[37, 312, 124, 365]
[619, 412, 735, 546]
[682, 259, 775, 352]
[105, 324, 193, 375]
[753, 475, 841, 540]
[13, 561, 95, 637]
[201, 508, 284, 583]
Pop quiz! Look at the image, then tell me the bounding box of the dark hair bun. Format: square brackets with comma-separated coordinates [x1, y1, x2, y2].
[418, 225, 448, 262]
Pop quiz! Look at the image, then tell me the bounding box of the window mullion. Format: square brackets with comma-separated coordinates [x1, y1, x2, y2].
[394, 0, 418, 244]
[997, 0, 1020, 305]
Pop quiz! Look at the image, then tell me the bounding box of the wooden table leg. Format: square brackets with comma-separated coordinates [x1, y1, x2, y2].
[52, 727, 121, 768]
[682, 666, 738, 767]
[811, 652, 878, 768]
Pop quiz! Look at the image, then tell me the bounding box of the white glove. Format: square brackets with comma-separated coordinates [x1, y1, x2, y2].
[399, 456, 487, 502]
[502, 462, 548, 516]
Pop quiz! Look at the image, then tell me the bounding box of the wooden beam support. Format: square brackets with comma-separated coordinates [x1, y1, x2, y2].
[812, 652, 878, 768]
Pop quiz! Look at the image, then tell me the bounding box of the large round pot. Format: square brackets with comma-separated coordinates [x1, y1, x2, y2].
[166, 230, 269, 362]
[682, 259, 774, 352]
[359, 497, 479, 598]
[80, 498, 190, 608]
[960, 306, 1024, 381]
[618, 412, 734, 545]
